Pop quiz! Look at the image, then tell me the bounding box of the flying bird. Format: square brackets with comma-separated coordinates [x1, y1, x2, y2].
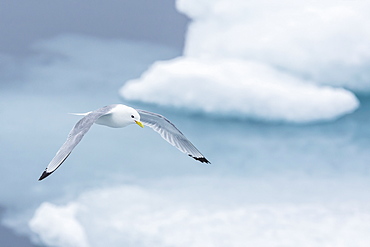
[38, 104, 210, 180]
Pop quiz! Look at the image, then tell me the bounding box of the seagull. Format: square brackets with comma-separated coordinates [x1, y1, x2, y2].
[38, 104, 210, 181]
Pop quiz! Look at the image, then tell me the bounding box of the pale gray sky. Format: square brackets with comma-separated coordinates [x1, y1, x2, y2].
[0, 0, 190, 56]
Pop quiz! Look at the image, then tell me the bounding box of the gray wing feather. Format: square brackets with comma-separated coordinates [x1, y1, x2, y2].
[39, 105, 115, 180]
[137, 109, 210, 164]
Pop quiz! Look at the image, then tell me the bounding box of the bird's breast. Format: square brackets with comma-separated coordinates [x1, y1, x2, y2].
[95, 114, 130, 128]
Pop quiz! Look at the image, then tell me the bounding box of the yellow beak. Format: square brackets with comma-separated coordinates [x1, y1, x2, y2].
[135, 120, 144, 128]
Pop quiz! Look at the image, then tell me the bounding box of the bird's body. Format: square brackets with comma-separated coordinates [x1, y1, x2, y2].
[94, 104, 140, 128]
[39, 104, 210, 181]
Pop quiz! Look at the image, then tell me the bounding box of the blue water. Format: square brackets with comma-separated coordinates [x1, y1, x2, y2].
[1, 36, 370, 246]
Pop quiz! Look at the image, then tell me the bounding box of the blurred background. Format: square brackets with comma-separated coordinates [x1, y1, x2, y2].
[1, 0, 370, 246]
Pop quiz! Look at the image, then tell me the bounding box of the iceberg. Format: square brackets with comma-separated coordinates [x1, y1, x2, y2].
[28, 179, 370, 247]
[177, 0, 370, 90]
[120, 0, 370, 123]
[29, 203, 89, 247]
[121, 57, 358, 123]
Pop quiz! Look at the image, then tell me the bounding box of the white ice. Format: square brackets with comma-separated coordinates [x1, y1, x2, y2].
[29, 178, 370, 247]
[120, 0, 370, 123]
[121, 57, 358, 123]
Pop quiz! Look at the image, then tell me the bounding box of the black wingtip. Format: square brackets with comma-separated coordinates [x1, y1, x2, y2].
[189, 155, 211, 164]
[38, 170, 52, 181]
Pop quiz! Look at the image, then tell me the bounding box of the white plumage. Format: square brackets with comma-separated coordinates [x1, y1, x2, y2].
[39, 104, 210, 181]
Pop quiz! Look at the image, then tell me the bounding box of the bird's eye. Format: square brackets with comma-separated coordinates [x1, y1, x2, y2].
[131, 115, 135, 118]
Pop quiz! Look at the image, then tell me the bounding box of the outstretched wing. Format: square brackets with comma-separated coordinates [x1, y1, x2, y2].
[137, 109, 210, 164]
[39, 105, 115, 181]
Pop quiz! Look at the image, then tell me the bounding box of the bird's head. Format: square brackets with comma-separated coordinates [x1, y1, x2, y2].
[129, 108, 144, 128]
